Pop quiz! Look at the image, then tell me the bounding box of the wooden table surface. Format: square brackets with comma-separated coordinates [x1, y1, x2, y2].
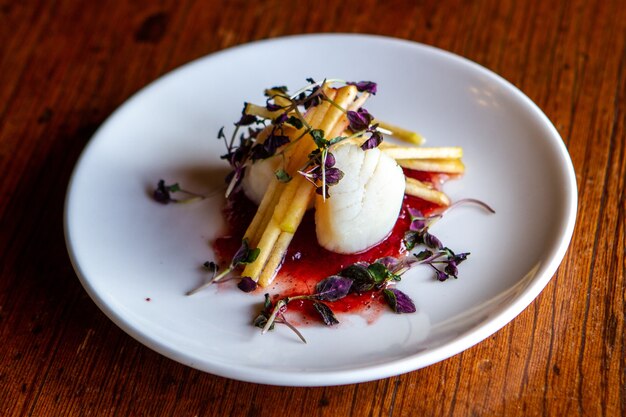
[1, 0, 624, 415]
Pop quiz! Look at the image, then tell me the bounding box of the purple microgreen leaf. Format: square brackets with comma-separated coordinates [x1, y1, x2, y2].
[238, 277, 258, 292]
[267, 85, 288, 94]
[266, 102, 282, 112]
[376, 257, 400, 272]
[301, 79, 323, 109]
[251, 133, 290, 160]
[444, 263, 459, 278]
[407, 207, 424, 219]
[235, 105, 258, 126]
[431, 265, 449, 281]
[348, 81, 378, 95]
[375, 256, 413, 276]
[153, 180, 204, 204]
[360, 130, 383, 150]
[314, 275, 353, 302]
[414, 249, 433, 262]
[340, 263, 375, 293]
[383, 289, 417, 313]
[347, 108, 373, 132]
[324, 152, 336, 167]
[217, 127, 226, 140]
[423, 232, 443, 250]
[153, 179, 173, 204]
[202, 261, 219, 273]
[315, 184, 329, 197]
[452, 252, 470, 264]
[324, 167, 344, 185]
[312, 302, 339, 326]
[409, 218, 426, 231]
[273, 112, 289, 125]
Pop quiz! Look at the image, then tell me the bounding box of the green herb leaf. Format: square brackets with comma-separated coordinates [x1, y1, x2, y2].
[286, 115, 303, 129]
[274, 169, 292, 183]
[309, 129, 327, 148]
[367, 262, 390, 284]
[232, 238, 260, 267]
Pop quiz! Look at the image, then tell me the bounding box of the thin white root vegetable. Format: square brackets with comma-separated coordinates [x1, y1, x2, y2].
[405, 177, 450, 206]
[379, 143, 463, 159]
[397, 158, 465, 174]
[264, 89, 292, 107]
[242, 98, 328, 246]
[245, 86, 359, 286]
[375, 120, 425, 145]
[258, 231, 294, 287]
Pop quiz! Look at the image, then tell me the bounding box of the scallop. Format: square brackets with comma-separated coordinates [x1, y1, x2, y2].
[241, 157, 279, 205]
[314, 143, 406, 254]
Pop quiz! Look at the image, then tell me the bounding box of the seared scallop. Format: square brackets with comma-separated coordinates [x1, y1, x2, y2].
[241, 157, 279, 205]
[314, 143, 405, 254]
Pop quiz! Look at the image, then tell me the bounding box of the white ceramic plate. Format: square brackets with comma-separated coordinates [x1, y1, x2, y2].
[64, 34, 577, 386]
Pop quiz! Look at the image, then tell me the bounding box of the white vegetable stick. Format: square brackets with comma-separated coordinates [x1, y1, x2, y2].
[397, 158, 465, 174]
[405, 177, 450, 206]
[380, 143, 463, 159]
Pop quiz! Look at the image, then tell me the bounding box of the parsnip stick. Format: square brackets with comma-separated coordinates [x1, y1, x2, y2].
[380, 144, 463, 159]
[241, 216, 283, 281]
[264, 89, 292, 107]
[244, 103, 283, 120]
[405, 177, 450, 206]
[258, 231, 293, 287]
[260, 87, 359, 286]
[244, 179, 282, 246]
[243, 101, 327, 245]
[375, 120, 425, 145]
[397, 158, 465, 174]
[242, 90, 338, 282]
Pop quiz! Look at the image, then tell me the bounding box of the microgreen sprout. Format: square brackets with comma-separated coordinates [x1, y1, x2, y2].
[186, 238, 260, 295]
[218, 78, 381, 199]
[404, 199, 495, 281]
[153, 180, 206, 204]
[254, 259, 415, 342]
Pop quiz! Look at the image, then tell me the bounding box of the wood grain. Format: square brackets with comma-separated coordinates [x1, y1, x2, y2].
[1, 0, 624, 415]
